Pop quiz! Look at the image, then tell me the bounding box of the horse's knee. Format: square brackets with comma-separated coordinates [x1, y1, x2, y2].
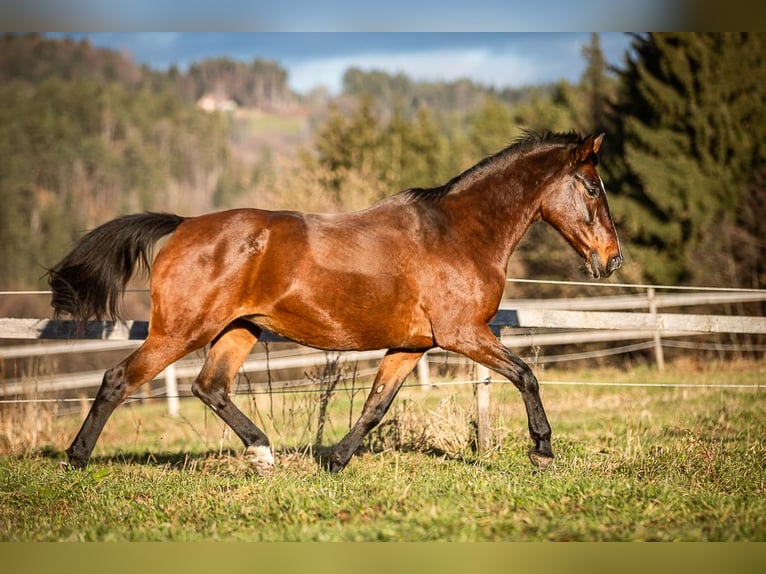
[96, 365, 129, 404]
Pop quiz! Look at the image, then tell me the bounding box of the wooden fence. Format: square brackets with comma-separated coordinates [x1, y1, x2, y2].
[2, 287, 765, 453]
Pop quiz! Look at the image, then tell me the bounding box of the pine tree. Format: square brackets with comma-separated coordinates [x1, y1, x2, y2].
[469, 95, 515, 157]
[606, 33, 766, 286]
[581, 33, 612, 135]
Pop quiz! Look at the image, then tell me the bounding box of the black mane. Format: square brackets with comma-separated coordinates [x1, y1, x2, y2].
[403, 129, 586, 202]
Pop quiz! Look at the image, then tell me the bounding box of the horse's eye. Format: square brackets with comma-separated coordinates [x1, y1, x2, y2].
[575, 173, 600, 198]
[577, 175, 600, 198]
[585, 185, 600, 198]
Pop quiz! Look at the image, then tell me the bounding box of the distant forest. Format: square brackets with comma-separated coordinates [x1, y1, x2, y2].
[1, 33, 764, 298]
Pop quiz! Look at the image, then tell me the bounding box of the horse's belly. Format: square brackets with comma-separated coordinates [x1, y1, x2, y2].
[245, 298, 433, 352]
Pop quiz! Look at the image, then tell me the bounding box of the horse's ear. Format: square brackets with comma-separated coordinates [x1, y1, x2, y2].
[573, 133, 605, 163]
[592, 133, 605, 153]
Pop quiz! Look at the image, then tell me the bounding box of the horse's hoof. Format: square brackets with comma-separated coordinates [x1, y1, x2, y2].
[326, 453, 346, 474]
[64, 446, 88, 470]
[528, 448, 554, 471]
[64, 457, 87, 470]
[245, 445, 275, 477]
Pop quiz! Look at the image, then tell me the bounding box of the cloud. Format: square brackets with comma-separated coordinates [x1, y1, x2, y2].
[288, 48, 555, 94]
[45, 32, 635, 95]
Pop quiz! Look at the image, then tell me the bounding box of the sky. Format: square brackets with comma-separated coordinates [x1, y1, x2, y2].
[53, 32, 636, 95]
[6, 0, 677, 33]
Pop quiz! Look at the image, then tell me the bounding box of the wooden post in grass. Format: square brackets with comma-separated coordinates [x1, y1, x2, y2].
[474, 363, 491, 454]
[647, 287, 665, 371]
[417, 354, 431, 389]
[163, 363, 180, 417]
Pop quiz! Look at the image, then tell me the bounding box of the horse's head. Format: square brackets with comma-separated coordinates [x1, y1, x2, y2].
[540, 133, 622, 279]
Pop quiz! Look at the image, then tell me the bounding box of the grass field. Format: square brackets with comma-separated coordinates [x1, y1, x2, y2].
[0, 359, 763, 541]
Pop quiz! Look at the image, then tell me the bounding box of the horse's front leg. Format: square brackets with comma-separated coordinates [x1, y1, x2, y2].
[328, 348, 425, 472]
[441, 325, 554, 470]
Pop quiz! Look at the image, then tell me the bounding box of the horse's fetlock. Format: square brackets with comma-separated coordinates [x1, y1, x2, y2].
[515, 369, 539, 394]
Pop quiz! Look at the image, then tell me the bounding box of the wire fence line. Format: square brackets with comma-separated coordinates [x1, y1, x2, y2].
[2, 375, 761, 408]
[2, 333, 763, 409]
[1, 279, 763, 417]
[661, 340, 766, 352]
[2, 332, 762, 398]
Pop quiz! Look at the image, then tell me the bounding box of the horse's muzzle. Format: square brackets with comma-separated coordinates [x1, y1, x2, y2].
[606, 253, 623, 276]
[589, 251, 622, 279]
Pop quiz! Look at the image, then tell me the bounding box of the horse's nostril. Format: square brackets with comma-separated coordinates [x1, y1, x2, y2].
[608, 254, 623, 272]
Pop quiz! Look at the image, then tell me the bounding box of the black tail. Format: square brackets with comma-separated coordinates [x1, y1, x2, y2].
[48, 212, 185, 325]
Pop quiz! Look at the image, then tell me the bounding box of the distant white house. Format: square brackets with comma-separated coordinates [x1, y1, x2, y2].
[196, 93, 238, 113]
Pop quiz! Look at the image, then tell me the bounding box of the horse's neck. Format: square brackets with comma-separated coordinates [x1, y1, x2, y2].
[442, 157, 545, 265]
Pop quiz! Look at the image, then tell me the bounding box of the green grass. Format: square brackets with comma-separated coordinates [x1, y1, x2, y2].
[231, 108, 305, 136]
[1, 360, 764, 541]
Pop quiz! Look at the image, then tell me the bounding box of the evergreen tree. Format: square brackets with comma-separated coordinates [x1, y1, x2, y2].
[184, 57, 292, 108]
[384, 105, 449, 190]
[468, 95, 515, 157]
[606, 33, 766, 286]
[313, 97, 454, 205]
[512, 83, 582, 135]
[0, 77, 230, 288]
[313, 96, 382, 203]
[580, 33, 612, 135]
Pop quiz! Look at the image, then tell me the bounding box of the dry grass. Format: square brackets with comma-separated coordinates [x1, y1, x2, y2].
[2, 357, 762, 461]
[0, 401, 62, 455]
[364, 394, 474, 457]
[1, 359, 764, 541]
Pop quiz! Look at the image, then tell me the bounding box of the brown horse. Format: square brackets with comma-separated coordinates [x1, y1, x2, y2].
[49, 130, 622, 474]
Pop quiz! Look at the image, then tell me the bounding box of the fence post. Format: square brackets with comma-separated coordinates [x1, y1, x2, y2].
[474, 363, 491, 454]
[164, 362, 180, 417]
[417, 354, 431, 389]
[648, 287, 665, 371]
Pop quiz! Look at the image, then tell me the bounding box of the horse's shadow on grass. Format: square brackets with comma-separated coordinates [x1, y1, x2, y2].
[32, 442, 469, 473]
[32, 444, 318, 469]
[31, 445, 215, 468]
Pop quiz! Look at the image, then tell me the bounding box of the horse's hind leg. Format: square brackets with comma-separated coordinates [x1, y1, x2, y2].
[190, 320, 274, 476]
[66, 337, 191, 469]
[328, 349, 425, 473]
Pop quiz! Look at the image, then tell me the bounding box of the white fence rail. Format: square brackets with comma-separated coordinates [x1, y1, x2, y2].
[2, 286, 764, 452]
[2, 291, 764, 392]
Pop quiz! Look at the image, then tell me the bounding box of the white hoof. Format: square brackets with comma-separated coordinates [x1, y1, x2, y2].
[245, 445, 275, 476]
